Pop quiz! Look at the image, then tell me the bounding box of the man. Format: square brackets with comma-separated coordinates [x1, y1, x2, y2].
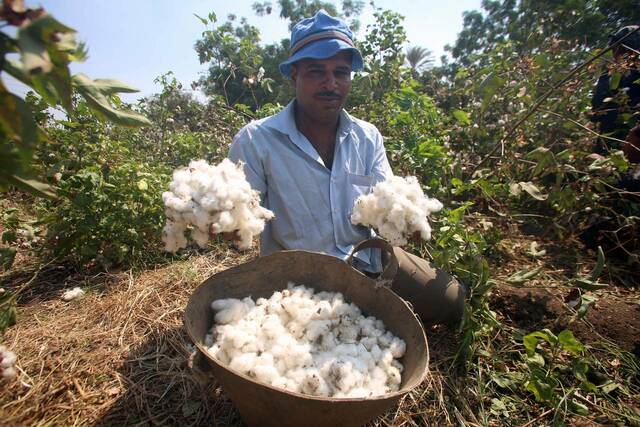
[228, 10, 465, 325]
[591, 25, 640, 158]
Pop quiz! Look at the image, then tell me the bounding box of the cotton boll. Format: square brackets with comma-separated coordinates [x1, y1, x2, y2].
[360, 336, 378, 351]
[61, 287, 85, 302]
[305, 320, 331, 342]
[385, 366, 402, 390]
[0, 349, 16, 369]
[389, 337, 407, 358]
[0, 346, 17, 381]
[351, 175, 442, 247]
[205, 286, 406, 398]
[212, 299, 250, 324]
[378, 331, 394, 348]
[2, 366, 16, 380]
[229, 352, 259, 376]
[301, 370, 331, 397]
[161, 159, 274, 252]
[253, 364, 280, 385]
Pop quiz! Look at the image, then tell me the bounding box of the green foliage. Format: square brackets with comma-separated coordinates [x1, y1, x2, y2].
[28, 76, 244, 269]
[44, 162, 169, 268]
[194, 14, 287, 109]
[252, 0, 364, 31]
[520, 329, 597, 416]
[0, 3, 150, 199]
[447, 0, 640, 69]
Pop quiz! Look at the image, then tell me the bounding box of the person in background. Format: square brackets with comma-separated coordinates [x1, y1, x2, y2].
[227, 10, 466, 325]
[591, 26, 640, 163]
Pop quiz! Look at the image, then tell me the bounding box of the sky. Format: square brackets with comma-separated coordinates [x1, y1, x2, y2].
[5, 0, 483, 103]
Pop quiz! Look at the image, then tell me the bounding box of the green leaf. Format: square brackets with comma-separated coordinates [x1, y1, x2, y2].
[73, 74, 151, 127]
[518, 181, 548, 201]
[0, 247, 17, 270]
[0, 170, 56, 198]
[523, 329, 557, 355]
[507, 266, 543, 284]
[526, 378, 554, 402]
[588, 246, 605, 281]
[491, 373, 517, 388]
[600, 381, 621, 394]
[452, 109, 471, 125]
[526, 241, 546, 258]
[558, 330, 584, 355]
[2, 230, 17, 244]
[569, 399, 589, 416]
[0, 80, 38, 147]
[0, 290, 17, 332]
[490, 397, 509, 416]
[609, 73, 621, 90]
[573, 277, 607, 291]
[18, 14, 75, 75]
[576, 294, 596, 320]
[193, 13, 209, 25]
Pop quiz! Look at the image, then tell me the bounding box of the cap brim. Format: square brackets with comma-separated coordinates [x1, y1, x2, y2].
[279, 39, 364, 77]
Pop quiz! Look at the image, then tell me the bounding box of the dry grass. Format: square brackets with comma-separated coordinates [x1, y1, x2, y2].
[1, 248, 253, 426]
[0, 246, 466, 426]
[2, 229, 637, 426]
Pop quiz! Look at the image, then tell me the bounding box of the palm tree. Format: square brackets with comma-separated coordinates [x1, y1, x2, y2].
[405, 46, 434, 76]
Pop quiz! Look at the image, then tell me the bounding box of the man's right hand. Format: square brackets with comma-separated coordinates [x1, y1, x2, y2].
[623, 125, 640, 164]
[209, 225, 240, 243]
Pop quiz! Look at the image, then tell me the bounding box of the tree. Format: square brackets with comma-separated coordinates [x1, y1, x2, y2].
[447, 0, 640, 68]
[405, 46, 434, 76]
[253, 0, 364, 31]
[193, 13, 286, 109]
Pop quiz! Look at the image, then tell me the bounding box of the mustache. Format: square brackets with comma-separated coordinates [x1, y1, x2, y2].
[315, 91, 341, 99]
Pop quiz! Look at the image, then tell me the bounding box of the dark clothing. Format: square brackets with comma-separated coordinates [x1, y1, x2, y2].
[590, 68, 640, 152]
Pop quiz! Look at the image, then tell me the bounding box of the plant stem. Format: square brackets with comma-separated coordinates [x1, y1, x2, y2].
[467, 25, 640, 179]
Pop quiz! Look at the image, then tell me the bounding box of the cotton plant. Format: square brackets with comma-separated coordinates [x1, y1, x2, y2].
[0, 345, 17, 381]
[162, 159, 274, 252]
[204, 284, 406, 398]
[350, 176, 443, 246]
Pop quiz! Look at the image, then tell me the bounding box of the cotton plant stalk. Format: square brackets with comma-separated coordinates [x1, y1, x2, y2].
[205, 284, 406, 398]
[351, 176, 443, 246]
[162, 159, 274, 252]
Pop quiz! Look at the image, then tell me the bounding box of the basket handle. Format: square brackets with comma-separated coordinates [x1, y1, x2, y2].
[347, 238, 398, 287]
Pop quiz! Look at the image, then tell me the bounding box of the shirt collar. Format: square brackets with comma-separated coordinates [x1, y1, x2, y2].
[264, 100, 354, 168]
[264, 100, 354, 138]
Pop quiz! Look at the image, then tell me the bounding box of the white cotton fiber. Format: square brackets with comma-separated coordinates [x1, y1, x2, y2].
[61, 287, 85, 302]
[162, 159, 274, 252]
[0, 345, 17, 381]
[205, 283, 406, 398]
[351, 176, 443, 246]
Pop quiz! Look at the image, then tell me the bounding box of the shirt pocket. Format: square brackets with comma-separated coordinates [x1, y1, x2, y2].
[347, 172, 374, 215]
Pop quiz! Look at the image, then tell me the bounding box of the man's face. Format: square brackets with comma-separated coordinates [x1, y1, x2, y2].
[290, 50, 352, 124]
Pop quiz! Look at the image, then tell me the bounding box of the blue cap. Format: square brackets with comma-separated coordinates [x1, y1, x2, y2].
[279, 10, 364, 77]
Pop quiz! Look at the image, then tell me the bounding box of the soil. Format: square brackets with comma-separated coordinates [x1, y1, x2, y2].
[493, 285, 640, 357]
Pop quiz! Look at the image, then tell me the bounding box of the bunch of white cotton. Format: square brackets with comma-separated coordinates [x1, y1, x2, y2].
[350, 176, 443, 246]
[162, 159, 274, 252]
[205, 284, 406, 398]
[0, 345, 17, 380]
